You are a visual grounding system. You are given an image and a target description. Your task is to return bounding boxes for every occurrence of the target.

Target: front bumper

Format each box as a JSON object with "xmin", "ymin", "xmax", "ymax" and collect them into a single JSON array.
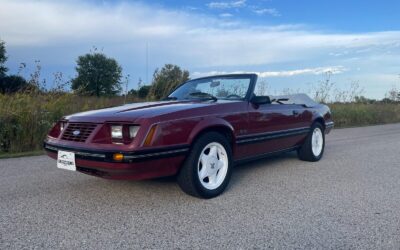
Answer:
[
  {"xmin": 44, "ymin": 142, "xmax": 189, "ymax": 180},
  {"xmin": 325, "ymin": 121, "xmax": 334, "ymax": 133}
]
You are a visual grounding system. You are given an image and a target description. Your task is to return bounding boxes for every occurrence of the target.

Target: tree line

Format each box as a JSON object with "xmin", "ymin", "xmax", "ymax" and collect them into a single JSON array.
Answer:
[
  {"xmin": 1, "ymin": 38, "xmax": 399, "ymax": 103},
  {"xmin": 0, "ymin": 39, "xmax": 189, "ymax": 100}
]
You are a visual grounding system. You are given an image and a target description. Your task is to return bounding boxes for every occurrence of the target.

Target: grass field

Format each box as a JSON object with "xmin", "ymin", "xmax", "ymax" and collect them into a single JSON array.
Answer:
[
  {"xmin": 0, "ymin": 93, "xmax": 399, "ymax": 156},
  {"xmin": 330, "ymin": 102, "xmax": 400, "ymax": 128},
  {"xmin": 0, "ymin": 93, "xmax": 134, "ymax": 154}
]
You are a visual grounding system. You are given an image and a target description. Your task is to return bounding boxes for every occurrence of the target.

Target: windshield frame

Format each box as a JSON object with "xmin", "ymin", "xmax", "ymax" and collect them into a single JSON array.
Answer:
[{"xmin": 167, "ymin": 73, "xmax": 258, "ymax": 101}]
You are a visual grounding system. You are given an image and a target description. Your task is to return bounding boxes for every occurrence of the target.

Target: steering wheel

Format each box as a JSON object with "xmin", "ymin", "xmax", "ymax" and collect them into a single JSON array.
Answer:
[{"xmin": 226, "ymin": 94, "xmax": 241, "ymax": 99}]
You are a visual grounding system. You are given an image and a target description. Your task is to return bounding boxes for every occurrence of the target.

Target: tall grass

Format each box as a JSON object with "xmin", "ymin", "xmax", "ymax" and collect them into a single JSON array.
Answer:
[
  {"xmin": 329, "ymin": 103, "xmax": 400, "ymax": 128},
  {"xmin": 0, "ymin": 93, "xmax": 140, "ymax": 153},
  {"xmin": 1, "ymin": 92, "xmax": 399, "ymax": 154}
]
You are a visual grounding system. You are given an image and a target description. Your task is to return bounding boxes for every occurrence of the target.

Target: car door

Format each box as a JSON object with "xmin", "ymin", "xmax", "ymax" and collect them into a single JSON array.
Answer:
[{"xmin": 237, "ymin": 101, "xmax": 310, "ymax": 159}]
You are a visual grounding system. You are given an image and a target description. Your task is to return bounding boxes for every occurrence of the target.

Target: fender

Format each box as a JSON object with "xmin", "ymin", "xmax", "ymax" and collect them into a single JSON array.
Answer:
[
  {"xmin": 310, "ymin": 105, "xmax": 333, "ymax": 132},
  {"xmin": 187, "ymin": 117, "xmax": 236, "ymax": 145}
]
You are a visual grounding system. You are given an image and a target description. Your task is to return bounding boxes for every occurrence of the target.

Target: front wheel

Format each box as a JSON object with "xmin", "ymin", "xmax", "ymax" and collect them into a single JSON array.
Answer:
[
  {"xmin": 177, "ymin": 132, "xmax": 232, "ymax": 198},
  {"xmin": 297, "ymin": 123, "xmax": 325, "ymax": 162}
]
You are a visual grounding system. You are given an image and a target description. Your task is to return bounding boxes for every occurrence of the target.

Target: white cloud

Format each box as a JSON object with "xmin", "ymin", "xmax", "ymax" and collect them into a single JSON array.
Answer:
[
  {"xmin": 219, "ymin": 13, "xmax": 234, "ymax": 18},
  {"xmin": 1, "ymin": 0, "xmax": 399, "ymax": 68},
  {"xmin": 185, "ymin": 6, "xmax": 199, "ymax": 11},
  {"xmin": 253, "ymin": 8, "xmax": 280, "ymax": 16},
  {"xmin": 0, "ymin": 0, "xmax": 399, "ymax": 98},
  {"xmin": 192, "ymin": 66, "xmax": 347, "ymax": 78},
  {"xmin": 1, "ymin": 0, "xmax": 398, "ymax": 69},
  {"xmin": 207, "ymin": 0, "xmax": 246, "ymax": 9}
]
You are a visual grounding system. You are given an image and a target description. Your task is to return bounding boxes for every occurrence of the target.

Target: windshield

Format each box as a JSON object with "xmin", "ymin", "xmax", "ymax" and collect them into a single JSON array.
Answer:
[{"xmin": 167, "ymin": 76, "xmax": 252, "ymax": 101}]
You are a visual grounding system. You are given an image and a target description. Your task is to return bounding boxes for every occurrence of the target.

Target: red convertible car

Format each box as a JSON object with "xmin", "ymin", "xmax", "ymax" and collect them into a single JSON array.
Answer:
[{"xmin": 44, "ymin": 74, "xmax": 333, "ymax": 198}]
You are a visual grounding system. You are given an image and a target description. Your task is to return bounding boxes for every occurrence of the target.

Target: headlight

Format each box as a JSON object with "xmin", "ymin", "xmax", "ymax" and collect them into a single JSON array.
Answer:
[
  {"xmin": 129, "ymin": 126, "xmax": 140, "ymax": 139},
  {"xmin": 60, "ymin": 121, "xmax": 67, "ymax": 132},
  {"xmin": 111, "ymin": 125, "xmax": 123, "ymax": 139},
  {"xmin": 48, "ymin": 120, "xmax": 68, "ymax": 138},
  {"xmin": 110, "ymin": 124, "xmax": 140, "ymax": 142}
]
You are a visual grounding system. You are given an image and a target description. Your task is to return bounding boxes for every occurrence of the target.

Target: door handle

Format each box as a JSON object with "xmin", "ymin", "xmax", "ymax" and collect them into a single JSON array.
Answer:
[{"xmin": 292, "ymin": 110, "xmax": 299, "ymax": 116}]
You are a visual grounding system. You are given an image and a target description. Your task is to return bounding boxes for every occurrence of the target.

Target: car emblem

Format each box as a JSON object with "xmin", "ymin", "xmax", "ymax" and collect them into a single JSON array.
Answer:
[{"xmin": 73, "ymin": 130, "xmax": 81, "ymax": 136}]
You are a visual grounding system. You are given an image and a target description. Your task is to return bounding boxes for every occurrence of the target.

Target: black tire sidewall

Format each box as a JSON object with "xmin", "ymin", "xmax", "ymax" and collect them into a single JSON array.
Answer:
[
  {"xmin": 310, "ymin": 123, "xmax": 325, "ymax": 161},
  {"xmin": 297, "ymin": 122, "xmax": 325, "ymax": 162}
]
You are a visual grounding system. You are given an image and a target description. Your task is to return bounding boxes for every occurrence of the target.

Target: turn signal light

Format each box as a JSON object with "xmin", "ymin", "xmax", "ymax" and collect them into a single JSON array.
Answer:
[
  {"xmin": 113, "ymin": 153, "xmax": 124, "ymax": 161},
  {"xmin": 143, "ymin": 125, "xmax": 157, "ymax": 146}
]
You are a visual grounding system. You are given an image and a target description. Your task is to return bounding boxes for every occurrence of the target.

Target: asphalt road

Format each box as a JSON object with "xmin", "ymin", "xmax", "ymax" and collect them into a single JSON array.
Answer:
[{"xmin": 1, "ymin": 124, "xmax": 400, "ymax": 249}]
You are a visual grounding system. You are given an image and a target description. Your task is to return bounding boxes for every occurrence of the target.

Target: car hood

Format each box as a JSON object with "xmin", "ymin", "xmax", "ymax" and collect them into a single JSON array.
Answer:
[{"xmin": 65, "ymin": 100, "xmax": 227, "ymax": 123}]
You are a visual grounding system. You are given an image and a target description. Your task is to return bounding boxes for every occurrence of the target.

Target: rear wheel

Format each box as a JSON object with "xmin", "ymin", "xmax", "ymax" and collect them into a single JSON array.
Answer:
[
  {"xmin": 297, "ymin": 122, "xmax": 325, "ymax": 162},
  {"xmin": 177, "ymin": 132, "xmax": 232, "ymax": 198}
]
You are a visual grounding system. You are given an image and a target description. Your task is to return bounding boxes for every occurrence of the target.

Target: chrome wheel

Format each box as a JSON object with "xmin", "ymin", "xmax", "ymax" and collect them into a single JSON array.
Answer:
[
  {"xmin": 311, "ymin": 127, "xmax": 323, "ymax": 156},
  {"xmin": 198, "ymin": 142, "xmax": 229, "ymax": 190}
]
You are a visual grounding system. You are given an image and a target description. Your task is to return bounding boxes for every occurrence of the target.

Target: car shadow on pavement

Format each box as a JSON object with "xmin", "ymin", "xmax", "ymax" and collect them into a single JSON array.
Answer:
[
  {"xmin": 146, "ymin": 175, "xmax": 177, "ymax": 183},
  {"xmin": 45, "ymin": 151, "xmax": 300, "ymax": 201},
  {"xmin": 229, "ymin": 151, "xmax": 299, "ymax": 186},
  {"xmin": 135, "ymin": 151, "xmax": 300, "ymax": 196}
]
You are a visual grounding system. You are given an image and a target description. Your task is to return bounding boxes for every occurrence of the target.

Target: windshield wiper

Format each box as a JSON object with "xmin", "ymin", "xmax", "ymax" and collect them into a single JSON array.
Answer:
[
  {"xmin": 162, "ymin": 96, "xmax": 178, "ymax": 101},
  {"xmin": 188, "ymin": 92, "xmax": 217, "ymax": 101}
]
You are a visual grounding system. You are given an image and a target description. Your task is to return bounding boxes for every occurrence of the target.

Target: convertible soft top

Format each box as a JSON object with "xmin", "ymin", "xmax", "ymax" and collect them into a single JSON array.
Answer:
[{"xmin": 271, "ymin": 93, "xmax": 319, "ymax": 108}]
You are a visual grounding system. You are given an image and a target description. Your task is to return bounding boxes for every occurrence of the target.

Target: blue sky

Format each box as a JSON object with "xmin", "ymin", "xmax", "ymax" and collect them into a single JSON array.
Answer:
[
  {"xmin": 1, "ymin": 0, "xmax": 399, "ymax": 99},
  {"xmin": 152, "ymin": 0, "xmax": 400, "ymax": 32}
]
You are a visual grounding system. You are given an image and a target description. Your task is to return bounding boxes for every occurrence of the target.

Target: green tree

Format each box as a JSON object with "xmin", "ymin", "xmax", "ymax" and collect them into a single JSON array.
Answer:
[
  {"xmin": 128, "ymin": 89, "xmax": 138, "ymax": 97},
  {"xmin": 127, "ymin": 78, "xmax": 144, "ymax": 97},
  {"xmin": 0, "ymin": 75, "xmax": 29, "ymax": 94},
  {"xmin": 385, "ymin": 85, "xmax": 400, "ymax": 102},
  {"xmin": 381, "ymin": 98, "xmax": 395, "ymax": 104},
  {"xmin": 354, "ymin": 96, "xmax": 376, "ymax": 104},
  {"xmin": 138, "ymin": 85, "xmax": 151, "ymax": 99},
  {"xmin": 72, "ymin": 52, "xmax": 122, "ymax": 96},
  {"xmin": 149, "ymin": 64, "xmax": 190, "ymax": 100},
  {"xmin": 0, "ymin": 39, "xmax": 8, "ymax": 78}
]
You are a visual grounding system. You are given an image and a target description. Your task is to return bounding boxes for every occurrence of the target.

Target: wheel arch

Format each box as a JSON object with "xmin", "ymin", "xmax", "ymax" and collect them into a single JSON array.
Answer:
[
  {"xmin": 188, "ymin": 119, "xmax": 236, "ymax": 154},
  {"xmin": 313, "ymin": 116, "xmax": 326, "ymax": 131}
]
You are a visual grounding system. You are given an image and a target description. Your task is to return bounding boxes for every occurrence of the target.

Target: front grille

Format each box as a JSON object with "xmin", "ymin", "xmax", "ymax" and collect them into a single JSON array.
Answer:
[{"xmin": 61, "ymin": 123, "xmax": 97, "ymax": 142}]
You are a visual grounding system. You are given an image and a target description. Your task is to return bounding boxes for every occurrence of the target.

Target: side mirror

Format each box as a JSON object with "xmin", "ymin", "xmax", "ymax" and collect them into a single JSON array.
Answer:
[{"xmin": 250, "ymin": 95, "xmax": 271, "ymax": 105}]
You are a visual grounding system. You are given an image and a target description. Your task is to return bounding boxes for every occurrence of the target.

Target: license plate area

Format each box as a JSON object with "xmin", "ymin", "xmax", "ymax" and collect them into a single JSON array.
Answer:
[{"xmin": 57, "ymin": 150, "xmax": 76, "ymax": 171}]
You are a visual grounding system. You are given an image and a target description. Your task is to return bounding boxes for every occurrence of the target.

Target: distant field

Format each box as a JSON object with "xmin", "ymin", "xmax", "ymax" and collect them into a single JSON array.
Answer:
[
  {"xmin": 1, "ymin": 93, "xmax": 399, "ymax": 155},
  {"xmin": 330, "ymin": 103, "xmax": 400, "ymax": 128}
]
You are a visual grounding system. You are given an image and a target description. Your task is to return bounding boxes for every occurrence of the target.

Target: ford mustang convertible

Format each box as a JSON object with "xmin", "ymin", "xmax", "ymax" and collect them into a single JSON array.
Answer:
[{"xmin": 44, "ymin": 74, "xmax": 333, "ymax": 198}]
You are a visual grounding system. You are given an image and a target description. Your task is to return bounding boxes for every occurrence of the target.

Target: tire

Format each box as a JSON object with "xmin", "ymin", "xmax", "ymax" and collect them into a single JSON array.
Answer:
[
  {"xmin": 297, "ymin": 122, "xmax": 325, "ymax": 162},
  {"xmin": 177, "ymin": 132, "xmax": 233, "ymax": 199}
]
